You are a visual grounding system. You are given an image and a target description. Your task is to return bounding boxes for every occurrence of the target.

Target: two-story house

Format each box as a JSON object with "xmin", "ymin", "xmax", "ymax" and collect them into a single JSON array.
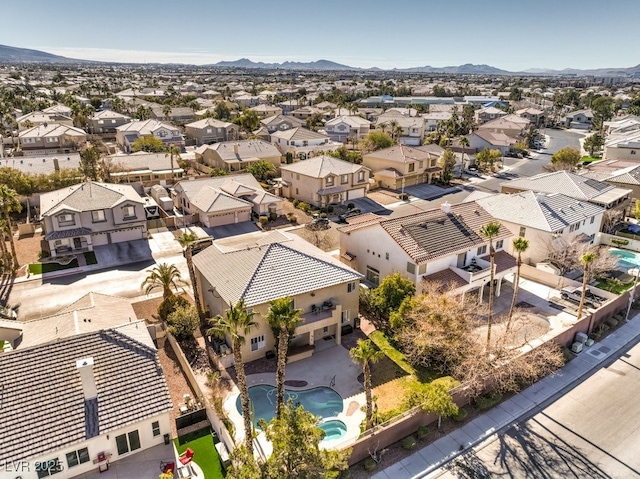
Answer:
[
  {"xmin": 16, "ymin": 111, "xmax": 74, "ymax": 131},
  {"xmin": 474, "ymin": 106, "xmax": 508, "ymax": 125},
  {"xmin": 271, "ymin": 127, "xmax": 342, "ymax": 160},
  {"xmin": 375, "ymin": 115, "xmax": 425, "ymax": 146},
  {"xmin": 260, "ymin": 114, "xmax": 306, "ymax": 133},
  {"xmin": 40, "ymin": 182, "xmax": 147, "ymax": 257},
  {"xmin": 323, "ymin": 116, "xmax": 372, "ymax": 143},
  {"xmin": 184, "ymin": 118, "xmax": 239, "ymax": 145},
  {"xmin": 115, "ymin": 119, "xmax": 184, "ymax": 153},
  {"xmin": 338, "ymin": 201, "xmax": 516, "ymax": 302},
  {"xmin": 516, "ymin": 107, "xmax": 546, "ymax": 126},
  {"xmin": 88, "ymin": 110, "xmax": 132, "ymax": 137},
  {"xmin": 150, "ymin": 106, "xmax": 196, "ymax": 125},
  {"xmin": 192, "ymin": 230, "xmax": 363, "ymax": 363},
  {"xmin": 250, "ymin": 104, "xmax": 283, "ymax": 119},
  {"xmin": 467, "ymin": 190, "xmax": 605, "ymax": 264},
  {"xmin": 19, "ymin": 123, "xmax": 88, "ymax": 153},
  {"xmin": 564, "ymin": 109, "xmax": 594, "ymax": 129},
  {"xmin": 280, "ymin": 155, "xmax": 371, "ymax": 206},
  {"xmin": 0, "ymin": 326, "xmax": 172, "ymax": 479},
  {"xmin": 363, "ymin": 144, "xmax": 443, "ymax": 189}
]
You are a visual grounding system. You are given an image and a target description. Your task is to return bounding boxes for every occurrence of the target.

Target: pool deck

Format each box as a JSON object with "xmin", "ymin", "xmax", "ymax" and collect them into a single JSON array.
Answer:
[{"xmin": 224, "ymin": 341, "xmax": 366, "ymax": 454}]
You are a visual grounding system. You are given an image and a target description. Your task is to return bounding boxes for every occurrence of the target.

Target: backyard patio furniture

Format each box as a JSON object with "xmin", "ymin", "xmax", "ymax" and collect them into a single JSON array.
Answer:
[{"xmin": 179, "ymin": 448, "xmax": 194, "ymax": 465}]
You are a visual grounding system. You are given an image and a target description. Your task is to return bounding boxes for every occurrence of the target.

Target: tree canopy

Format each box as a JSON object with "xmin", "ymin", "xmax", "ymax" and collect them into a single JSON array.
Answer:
[
  {"xmin": 132, "ymin": 135, "xmax": 164, "ymax": 153},
  {"xmin": 550, "ymin": 147, "xmax": 582, "ymax": 171},
  {"xmin": 358, "ymin": 131, "xmax": 395, "ymax": 152}
]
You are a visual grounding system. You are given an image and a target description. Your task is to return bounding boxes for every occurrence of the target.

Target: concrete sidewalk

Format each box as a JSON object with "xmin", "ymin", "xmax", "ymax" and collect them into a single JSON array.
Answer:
[{"xmin": 372, "ymin": 314, "xmax": 640, "ymax": 479}]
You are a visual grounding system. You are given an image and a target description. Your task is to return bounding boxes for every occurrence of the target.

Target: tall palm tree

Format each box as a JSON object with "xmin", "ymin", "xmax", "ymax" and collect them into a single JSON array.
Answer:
[
  {"xmin": 140, "ymin": 262, "xmax": 187, "ymax": 299},
  {"xmin": 0, "ymin": 217, "xmax": 9, "ymax": 271},
  {"xmin": 388, "ymin": 120, "xmax": 399, "ymax": 140},
  {"xmin": 459, "ymin": 136, "xmax": 470, "ymax": 178},
  {"xmin": 350, "ymin": 339, "xmax": 382, "ymax": 430},
  {"xmin": 577, "ymin": 252, "xmax": 597, "ymax": 322},
  {"xmin": 378, "ymin": 122, "xmax": 388, "ymax": 134},
  {"xmin": 165, "ymin": 144, "xmax": 181, "ymax": 179},
  {"xmin": 266, "ymin": 296, "xmax": 303, "ymax": 419},
  {"xmin": 506, "ymin": 237, "xmax": 529, "ymax": 333},
  {"xmin": 480, "ymin": 221, "xmax": 502, "ymax": 352},
  {"xmin": 0, "ymin": 185, "xmax": 21, "ymax": 270},
  {"xmin": 207, "ymin": 300, "xmax": 258, "ymax": 452},
  {"xmin": 177, "ymin": 231, "xmax": 202, "ymax": 318}
]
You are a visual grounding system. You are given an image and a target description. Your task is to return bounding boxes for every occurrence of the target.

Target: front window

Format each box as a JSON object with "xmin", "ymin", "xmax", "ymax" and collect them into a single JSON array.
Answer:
[
  {"xmin": 66, "ymin": 448, "xmax": 90, "ymax": 468},
  {"xmin": 407, "ymin": 262, "xmax": 416, "ymax": 274},
  {"xmin": 519, "ymin": 226, "xmax": 526, "ymax": 237},
  {"xmin": 122, "ymin": 205, "xmax": 136, "ymax": 219},
  {"xmin": 357, "ymin": 171, "xmax": 365, "ymax": 182},
  {"xmin": 152, "ymin": 421, "xmax": 161, "ymax": 437},
  {"xmin": 496, "ymin": 240, "xmax": 504, "ymax": 250},
  {"xmin": 57, "ymin": 213, "xmax": 75, "ymax": 226},
  {"xmin": 341, "ymin": 310, "xmax": 350, "ymax": 323},
  {"xmin": 408, "ymin": 163, "xmax": 415, "ymax": 173},
  {"xmin": 341, "ymin": 174, "xmax": 349, "ymax": 184},
  {"xmin": 326, "ymin": 176, "xmax": 334, "ymax": 186},
  {"xmin": 91, "ymin": 209, "xmax": 106, "ymax": 222},
  {"xmin": 477, "ymin": 245, "xmax": 487, "ymax": 255},
  {"xmin": 366, "ymin": 266, "xmax": 380, "ymax": 286},
  {"xmin": 347, "ymin": 282, "xmax": 357, "ymax": 293}
]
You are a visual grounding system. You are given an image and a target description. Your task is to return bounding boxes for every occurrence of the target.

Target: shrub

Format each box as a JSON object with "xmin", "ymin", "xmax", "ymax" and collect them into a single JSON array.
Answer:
[
  {"xmin": 452, "ymin": 408, "xmax": 468, "ymax": 422},
  {"xmin": 327, "ymin": 205, "xmax": 334, "ymax": 213},
  {"xmin": 402, "ymin": 436, "xmax": 417, "ymax": 450},
  {"xmin": 320, "ymin": 212, "xmax": 327, "ymax": 218},
  {"xmin": 561, "ymin": 346, "xmax": 575, "ymax": 363},
  {"xmin": 158, "ymin": 295, "xmax": 190, "ymax": 321},
  {"xmin": 298, "ymin": 202, "xmax": 311, "ymax": 212},
  {"xmin": 269, "ymin": 212, "xmax": 277, "ymax": 221},
  {"xmin": 606, "ymin": 318, "xmax": 619, "ymax": 328},
  {"xmin": 417, "ymin": 425, "xmax": 429, "ymax": 439},
  {"xmin": 259, "ymin": 215, "xmax": 268, "ymax": 226},
  {"xmin": 320, "ymin": 207, "xmax": 327, "ymax": 214},
  {"xmin": 474, "ymin": 391, "xmax": 503, "ymax": 410},
  {"xmin": 292, "ymin": 198, "xmax": 300, "ymax": 207},
  {"xmin": 364, "ymin": 458, "xmax": 377, "ymax": 472},
  {"xmin": 167, "ymin": 304, "xmax": 200, "ymax": 340}
]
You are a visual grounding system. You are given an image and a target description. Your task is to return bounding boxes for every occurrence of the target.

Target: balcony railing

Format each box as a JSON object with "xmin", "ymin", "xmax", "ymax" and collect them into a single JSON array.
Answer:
[{"xmin": 451, "ymin": 257, "xmax": 493, "ymax": 283}]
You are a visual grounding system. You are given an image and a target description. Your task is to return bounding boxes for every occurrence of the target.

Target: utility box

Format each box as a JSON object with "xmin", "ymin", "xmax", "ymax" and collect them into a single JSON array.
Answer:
[
  {"xmin": 571, "ymin": 342, "xmax": 584, "ymax": 353},
  {"xmin": 575, "ymin": 332, "xmax": 588, "ymax": 345}
]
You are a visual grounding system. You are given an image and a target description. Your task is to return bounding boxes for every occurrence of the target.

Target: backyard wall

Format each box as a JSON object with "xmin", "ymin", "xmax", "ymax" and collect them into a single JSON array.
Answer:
[
  {"xmin": 165, "ymin": 331, "xmax": 236, "ymax": 453},
  {"xmin": 598, "ymin": 232, "xmax": 640, "ymax": 253},
  {"xmin": 519, "ymin": 264, "xmax": 617, "ymax": 300}
]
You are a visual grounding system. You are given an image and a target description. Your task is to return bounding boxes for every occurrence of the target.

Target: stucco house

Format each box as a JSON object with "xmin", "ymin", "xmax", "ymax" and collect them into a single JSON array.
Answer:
[
  {"xmin": 88, "ymin": 110, "xmax": 132, "ymax": 137},
  {"xmin": 192, "ymin": 230, "xmax": 363, "ymax": 363},
  {"xmin": 271, "ymin": 127, "xmax": 342, "ymax": 160},
  {"xmin": 184, "ymin": 118, "xmax": 239, "ymax": 145},
  {"xmin": 323, "ymin": 115, "xmax": 372, "ymax": 143},
  {"xmin": 338, "ymin": 201, "xmax": 516, "ymax": 301},
  {"xmin": 250, "ymin": 104, "xmax": 283, "ymax": 119},
  {"xmin": 16, "ymin": 111, "xmax": 74, "ymax": 131},
  {"xmin": 467, "ymin": 190, "xmax": 605, "ymax": 264},
  {"xmin": 115, "ymin": 119, "xmax": 184, "ymax": 153},
  {"xmin": 279, "ymin": 155, "xmax": 371, "ymax": 206},
  {"xmin": 40, "ymin": 182, "xmax": 147, "ymax": 257},
  {"xmin": 172, "ymin": 173, "xmax": 283, "ymax": 226},
  {"xmin": 194, "ymin": 139, "xmax": 282, "ymax": 172},
  {"xmin": 0, "ymin": 325, "xmax": 172, "ymax": 479},
  {"xmin": 19, "ymin": 123, "xmax": 88, "ymax": 153},
  {"xmin": 363, "ymin": 144, "xmax": 443, "ymax": 189},
  {"xmin": 564, "ymin": 109, "xmax": 594, "ymax": 129},
  {"xmin": 474, "ymin": 106, "xmax": 508, "ymax": 125}
]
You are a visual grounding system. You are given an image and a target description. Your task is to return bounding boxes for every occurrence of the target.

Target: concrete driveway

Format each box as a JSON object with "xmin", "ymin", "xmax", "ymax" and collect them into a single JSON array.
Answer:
[
  {"xmin": 93, "ymin": 240, "xmax": 153, "ymax": 269},
  {"xmin": 347, "ymin": 197, "xmax": 392, "ymax": 215}
]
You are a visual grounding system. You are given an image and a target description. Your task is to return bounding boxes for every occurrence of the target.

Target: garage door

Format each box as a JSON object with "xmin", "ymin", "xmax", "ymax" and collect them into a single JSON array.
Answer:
[
  {"xmin": 110, "ymin": 227, "xmax": 144, "ymax": 243},
  {"xmin": 92, "ymin": 232, "xmax": 109, "ymax": 246},
  {"xmin": 347, "ymin": 188, "xmax": 365, "ymax": 200},
  {"xmin": 207, "ymin": 212, "xmax": 235, "ymax": 227},
  {"xmin": 237, "ymin": 210, "xmax": 251, "ymax": 223}
]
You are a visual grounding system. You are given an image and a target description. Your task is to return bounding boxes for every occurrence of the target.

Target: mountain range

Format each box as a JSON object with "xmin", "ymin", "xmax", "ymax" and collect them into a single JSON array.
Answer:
[{"xmin": 1, "ymin": 44, "xmax": 639, "ymax": 77}]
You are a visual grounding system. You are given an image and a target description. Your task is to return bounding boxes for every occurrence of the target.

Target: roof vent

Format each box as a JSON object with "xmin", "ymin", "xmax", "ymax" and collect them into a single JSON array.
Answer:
[
  {"xmin": 441, "ymin": 202, "xmax": 451, "ymax": 214},
  {"xmin": 76, "ymin": 357, "xmax": 97, "ymax": 400}
]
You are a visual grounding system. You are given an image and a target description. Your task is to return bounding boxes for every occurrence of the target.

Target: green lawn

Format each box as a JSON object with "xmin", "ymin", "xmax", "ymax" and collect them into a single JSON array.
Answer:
[
  {"xmin": 581, "ymin": 156, "xmax": 600, "ymax": 163},
  {"xmin": 28, "ymin": 259, "xmax": 79, "ymax": 275},
  {"xmin": 174, "ymin": 428, "xmax": 225, "ymax": 479},
  {"xmin": 84, "ymin": 251, "xmax": 98, "ymax": 265},
  {"xmin": 596, "ymin": 278, "xmax": 634, "ymax": 294}
]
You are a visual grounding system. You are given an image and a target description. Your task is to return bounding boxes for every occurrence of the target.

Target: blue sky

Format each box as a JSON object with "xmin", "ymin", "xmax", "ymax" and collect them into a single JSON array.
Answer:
[{"xmin": 1, "ymin": 0, "xmax": 639, "ymax": 71}]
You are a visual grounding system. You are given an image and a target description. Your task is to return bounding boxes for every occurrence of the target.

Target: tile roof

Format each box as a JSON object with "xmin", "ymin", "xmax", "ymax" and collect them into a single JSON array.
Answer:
[
  {"xmin": 348, "ymin": 202, "xmax": 511, "ymax": 263},
  {"xmin": 39, "ymin": 182, "xmax": 144, "ymax": 216},
  {"xmin": 471, "ymin": 191, "xmax": 605, "ymax": 232},
  {"xmin": 280, "ymin": 155, "xmax": 367, "ymax": 177},
  {"xmin": 0, "ymin": 329, "xmax": 172, "ymax": 463},
  {"xmin": 115, "ymin": 119, "xmax": 178, "ymax": 135},
  {"xmin": 186, "ymin": 117, "xmax": 234, "ymax": 129},
  {"xmin": 207, "ymin": 139, "xmax": 281, "ymax": 161},
  {"xmin": 364, "ymin": 144, "xmax": 435, "ymax": 163},
  {"xmin": 422, "ymin": 268, "xmax": 467, "ymax": 290},
  {"xmin": 478, "ymin": 250, "xmax": 517, "ymax": 274},
  {"xmin": 91, "ymin": 109, "xmax": 131, "ymax": 121},
  {"xmin": 190, "ymin": 187, "xmax": 253, "ymax": 213},
  {"xmin": 19, "ymin": 123, "xmax": 86, "ymax": 138},
  {"xmin": 270, "ymin": 127, "xmax": 330, "ymax": 142},
  {"xmin": 501, "ymin": 171, "xmax": 631, "ymax": 205},
  {"xmin": 193, "ymin": 232, "xmax": 362, "ymax": 307}
]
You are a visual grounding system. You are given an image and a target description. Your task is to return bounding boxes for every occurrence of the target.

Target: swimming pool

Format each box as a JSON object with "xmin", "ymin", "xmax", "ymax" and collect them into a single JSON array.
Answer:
[
  {"xmin": 610, "ymin": 248, "xmax": 640, "ymax": 270},
  {"xmin": 236, "ymin": 385, "xmax": 344, "ymax": 426},
  {"xmin": 319, "ymin": 419, "xmax": 347, "ymax": 442}
]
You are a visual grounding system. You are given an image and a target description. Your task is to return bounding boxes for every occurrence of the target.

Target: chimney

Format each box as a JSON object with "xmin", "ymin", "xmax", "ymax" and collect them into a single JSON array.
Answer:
[
  {"xmin": 53, "ymin": 157, "xmax": 60, "ymax": 172},
  {"xmin": 441, "ymin": 202, "xmax": 451, "ymax": 214},
  {"xmin": 76, "ymin": 357, "xmax": 97, "ymax": 399},
  {"xmin": 233, "ymin": 143, "xmax": 239, "ymax": 154}
]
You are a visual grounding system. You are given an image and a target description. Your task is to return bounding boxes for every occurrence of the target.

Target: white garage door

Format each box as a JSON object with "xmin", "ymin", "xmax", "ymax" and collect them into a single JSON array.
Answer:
[
  {"xmin": 237, "ymin": 210, "xmax": 251, "ymax": 223},
  {"xmin": 92, "ymin": 232, "xmax": 109, "ymax": 246},
  {"xmin": 207, "ymin": 212, "xmax": 235, "ymax": 227},
  {"xmin": 347, "ymin": 188, "xmax": 366, "ymax": 200},
  {"xmin": 110, "ymin": 227, "xmax": 144, "ymax": 243}
]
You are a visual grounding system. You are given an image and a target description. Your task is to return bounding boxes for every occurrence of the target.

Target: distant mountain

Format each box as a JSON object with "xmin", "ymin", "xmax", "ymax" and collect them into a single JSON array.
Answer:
[
  {"xmin": 396, "ymin": 63, "xmax": 511, "ymax": 75},
  {"xmin": 0, "ymin": 44, "xmax": 87, "ymax": 63},
  {"xmin": 210, "ymin": 58, "xmax": 356, "ymax": 70},
  {"xmin": 523, "ymin": 64, "xmax": 640, "ymax": 76}
]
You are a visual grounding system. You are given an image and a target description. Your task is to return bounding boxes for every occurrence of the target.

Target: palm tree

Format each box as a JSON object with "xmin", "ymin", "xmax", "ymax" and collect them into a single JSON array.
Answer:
[
  {"xmin": 350, "ymin": 339, "xmax": 382, "ymax": 430},
  {"xmin": 177, "ymin": 231, "xmax": 202, "ymax": 318},
  {"xmin": 378, "ymin": 122, "xmax": 388, "ymax": 134},
  {"xmin": 577, "ymin": 252, "xmax": 597, "ymax": 322},
  {"xmin": 266, "ymin": 297, "xmax": 303, "ymax": 419},
  {"xmin": 0, "ymin": 185, "xmax": 21, "ymax": 270},
  {"xmin": 140, "ymin": 263, "xmax": 187, "ymax": 299},
  {"xmin": 388, "ymin": 120, "xmax": 399, "ymax": 140},
  {"xmin": 480, "ymin": 221, "xmax": 502, "ymax": 352},
  {"xmin": 393, "ymin": 125, "xmax": 404, "ymax": 143},
  {"xmin": 0, "ymin": 217, "xmax": 9, "ymax": 271},
  {"xmin": 207, "ymin": 300, "xmax": 258, "ymax": 452},
  {"xmin": 162, "ymin": 104, "xmax": 172, "ymax": 120},
  {"xmin": 165, "ymin": 144, "xmax": 181, "ymax": 179},
  {"xmin": 506, "ymin": 237, "xmax": 529, "ymax": 333},
  {"xmin": 459, "ymin": 136, "xmax": 470, "ymax": 178}
]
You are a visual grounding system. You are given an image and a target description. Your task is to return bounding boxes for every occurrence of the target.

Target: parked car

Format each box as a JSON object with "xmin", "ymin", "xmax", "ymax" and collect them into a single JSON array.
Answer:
[
  {"xmin": 307, "ymin": 217, "xmax": 330, "ymax": 230},
  {"xmin": 561, "ymin": 286, "xmax": 604, "ymax": 308},
  {"xmin": 0, "ymin": 306, "xmax": 17, "ymax": 320},
  {"xmin": 339, "ymin": 208, "xmax": 362, "ymax": 222}
]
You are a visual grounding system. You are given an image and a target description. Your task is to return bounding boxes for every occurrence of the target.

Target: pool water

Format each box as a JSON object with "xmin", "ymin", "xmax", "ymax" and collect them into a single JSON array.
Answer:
[
  {"xmin": 610, "ymin": 249, "xmax": 640, "ymax": 269},
  {"xmin": 236, "ymin": 385, "xmax": 344, "ymax": 426},
  {"xmin": 319, "ymin": 419, "xmax": 347, "ymax": 442}
]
